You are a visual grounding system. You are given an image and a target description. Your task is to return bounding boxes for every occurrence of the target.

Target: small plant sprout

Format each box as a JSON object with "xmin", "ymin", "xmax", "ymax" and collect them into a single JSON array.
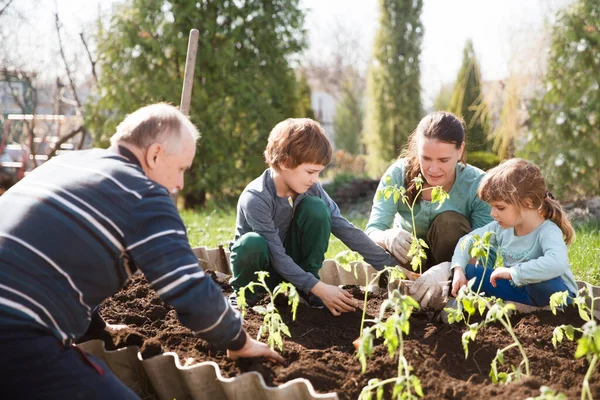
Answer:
[
  {"xmin": 445, "ymin": 278, "xmax": 530, "ymax": 384},
  {"xmin": 334, "ymin": 250, "xmax": 406, "ymax": 349},
  {"xmin": 549, "ymin": 288, "xmax": 600, "ymax": 400},
  {"xmin": 357, "ymin": 289, "xmax": 423, "ymax": 400},
  {"xmin": 335, "ymin": 249, "xmax": 364, "ymax": 280},
  {"xmin": 237, "ymin": 271, "xmax": 300, "ymax": 351},
  {"xmin": 460, "ymin": 231, "xmax": 503, "ymax": 295},
  {"xmin": 525, "ymin": 386, "xmax": 567, "ymax": 400},
  {"xmin": 376, "ymin": 174, "xmax": 449, "ymax": 274}
]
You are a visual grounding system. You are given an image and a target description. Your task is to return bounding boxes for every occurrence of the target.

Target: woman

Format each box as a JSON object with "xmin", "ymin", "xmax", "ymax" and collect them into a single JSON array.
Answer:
[{"xmin": 366, "ymin": 111, "xmax": 494, "ymax": 305}]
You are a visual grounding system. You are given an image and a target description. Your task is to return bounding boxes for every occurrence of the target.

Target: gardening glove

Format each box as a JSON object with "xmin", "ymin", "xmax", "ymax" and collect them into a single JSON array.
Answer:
[
  {"xmin": 382, "ymin": 228, "xmax": 413, "ymax": 264},
  {"xmin": 409, "ymin": 261, "xmax": 452, "ymax": 309}
]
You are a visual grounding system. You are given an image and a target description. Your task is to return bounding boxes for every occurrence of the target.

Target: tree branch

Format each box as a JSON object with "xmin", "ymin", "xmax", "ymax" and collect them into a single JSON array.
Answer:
[
  {"xmin": 79, "ymin": 31, "xmax": 97, "ymax": 84},
  {"xmin": 46, "ymin": 126, "xmax": 83, "ymax": 159},
  {"xmin": 0, "ymin": 0, "xmax": 15, "ymax": 18},
  {"xmin": 55, "ymin": 12, "xmax": 82, "ymax": 112}
]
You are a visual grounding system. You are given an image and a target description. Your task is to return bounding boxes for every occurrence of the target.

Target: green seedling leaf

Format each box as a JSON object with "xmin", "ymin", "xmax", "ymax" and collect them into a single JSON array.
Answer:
[
  {"xmin": 412, "ymin": 375, "xmax": 424, "ymax": 397},
  {"xmin": 525, "ymin": 385, "xmax": 567, "ymax": 400},
  {"xmin": 392, "ymin": 381, "xmax": 402, "ymax": 398},
  {"xmin": 578, "ymin": 306, "xmax": 591, "ymax": 322},
  {"xmin": 462, "ymin": 298, "xmax": 476, "ymax": 317},
  {"xmin": 550, "ymin": 291, "xmax": 570, "ymax": 315},
  {"xmin": 552, "ymin": 326, "xmax": 564, "ymax": 348},
  {"xmin": 494, "ymin": 251, "xmax": 504, "ymax": 268},
  {"xmin": 383, "ymin": 187, "xmax": 393, "ymax": 200},
  {"xmin": 405, "ymin": 295, "xmax": 420, "ymax": 309},
  {"xmin": 414, "ymin": 175, "xmax": 423, "ymax": 190},
  {"xmin": 335, "ymin": 250, "xmax": 363, "ymax": 273},
  {"xmin": 376, "ymin": 384, "xmax": 384, "ymax": 400},
  {"xmin": 477, "ymin": 299, "xmax": 486, "ymax": 316},
  {"xmin": 431, "ymin": 186, "xmax": 449, "ymax": 209},
  {"xmin": 281, "ymin": 323, "xmax": 291, "ymax": 338},
  {"xmin": 564, "ymin": 325, "xmax": 576, "ymax": 341},
  {"xmin": 462, "ymin": 324, "xmax": 479, "ymax": 358},
  {"xmin": 496, "ymin": 349, "xmax": 505, "ymax": 365},
  {"xmin": 257, "ymin": 325, "xmax": 265, "ymax": 341},
  {"xmin": 574, "ymin": 337, "xmax": 589, "ymax": 359},
  {"xmin": 384, "ymin": 175, "xmax": 393, "ymax": 185}
]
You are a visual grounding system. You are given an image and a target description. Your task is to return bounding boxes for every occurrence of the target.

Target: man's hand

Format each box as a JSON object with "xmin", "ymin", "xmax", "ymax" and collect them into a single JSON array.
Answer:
[
  {"xmin": 409, "ymin": 261, "xmax": 451, "ymax": 309},
  {"xmin": 451, "ymin": 267, "xmax": 468, "ymax": 297},
  {"xmin": 382, "ymin": 228, "xmax": 413, "ymax": 264},
  {"xmin": 310, "ymin": 281, "xmax": 357, "ymax": 316},
  {"xmin": 490, "ymin": 267, "xmax": 512, "ymax": 287},
  {"xmin": 227, "ymin": 336, "xmax": 285, "ymax": 364}
]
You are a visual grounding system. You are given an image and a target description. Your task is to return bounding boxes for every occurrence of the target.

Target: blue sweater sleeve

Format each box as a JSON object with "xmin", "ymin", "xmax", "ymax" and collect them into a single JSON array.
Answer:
[
  {"xmin": 125, "ymin": 190, "xmax": 246, "ymax": 351},
  {"xmin": 509, "ymin": 224, "xmax": 570, "ymax": 286}
]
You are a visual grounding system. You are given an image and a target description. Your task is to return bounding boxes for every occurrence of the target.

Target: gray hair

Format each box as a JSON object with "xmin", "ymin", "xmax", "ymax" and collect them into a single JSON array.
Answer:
[{"xmin": 110, "ymin": 103, "xmax": 200, "ymax": 154}]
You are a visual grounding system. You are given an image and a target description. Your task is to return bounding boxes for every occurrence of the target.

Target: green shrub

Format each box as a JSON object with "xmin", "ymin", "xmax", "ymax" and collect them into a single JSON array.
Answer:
[{"xmin": 467, "ymin": 151, "xmax": 500, "ymax": 171}]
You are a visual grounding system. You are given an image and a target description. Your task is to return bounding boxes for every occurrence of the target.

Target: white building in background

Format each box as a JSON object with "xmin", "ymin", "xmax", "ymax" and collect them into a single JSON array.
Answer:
[{"xmin": 311, "ymin": 90, "xmax": 337, "ymax": 151}]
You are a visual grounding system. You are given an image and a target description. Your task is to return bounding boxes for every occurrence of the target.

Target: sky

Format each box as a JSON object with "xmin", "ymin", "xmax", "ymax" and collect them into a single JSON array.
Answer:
[{"xmin": 4, "ymin": 0, "xmax": 572, "ymax": 107}]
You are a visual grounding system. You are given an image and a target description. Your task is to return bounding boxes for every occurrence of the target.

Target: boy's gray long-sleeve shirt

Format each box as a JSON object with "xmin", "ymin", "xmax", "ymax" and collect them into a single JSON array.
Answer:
[{"xmin": 233, "ymin": 169, "xmax": 398, "ymax": 293}]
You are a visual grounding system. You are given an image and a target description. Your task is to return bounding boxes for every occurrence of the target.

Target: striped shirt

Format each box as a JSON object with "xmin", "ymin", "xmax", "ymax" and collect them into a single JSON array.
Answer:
[{"xmin": 0, "ymin": 147, "xmax": 246, "ymax": 350}]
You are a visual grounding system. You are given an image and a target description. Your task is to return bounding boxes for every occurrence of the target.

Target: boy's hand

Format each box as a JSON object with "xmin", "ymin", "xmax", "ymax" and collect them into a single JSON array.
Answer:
[
  {"xmin": 490, "ymin": 267, "xmax": 511, "ymax": 287},
  {"xmin": 451, "ymin": 267, "xmax": 468, "ymax": 297},
  {"xmin": 310, "ymin": 282, "xmax": 357, "ymax": 316}
]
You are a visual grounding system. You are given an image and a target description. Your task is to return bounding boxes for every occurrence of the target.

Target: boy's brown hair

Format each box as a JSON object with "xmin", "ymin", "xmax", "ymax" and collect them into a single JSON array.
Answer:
[{"xmin": 264, "ymin": 118, "xmax": 332, "ymax": 170}]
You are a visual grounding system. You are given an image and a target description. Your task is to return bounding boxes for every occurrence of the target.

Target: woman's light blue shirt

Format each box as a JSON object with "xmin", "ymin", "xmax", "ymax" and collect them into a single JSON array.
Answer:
[{"xmin": 366, "ymin": 159, "xmax": 493, "ymax": 238}]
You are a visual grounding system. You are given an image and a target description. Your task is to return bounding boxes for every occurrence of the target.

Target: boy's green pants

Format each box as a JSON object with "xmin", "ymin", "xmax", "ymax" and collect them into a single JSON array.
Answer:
[{"xmin": 229, "ymin": 196, "xmax": 331, "ymax": 291}]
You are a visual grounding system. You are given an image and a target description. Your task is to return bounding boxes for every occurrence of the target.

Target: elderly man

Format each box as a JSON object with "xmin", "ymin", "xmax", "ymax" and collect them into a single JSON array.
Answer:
[{"xmin": 0, "ymin": 103, "xmax": 283, "ymax": 399}]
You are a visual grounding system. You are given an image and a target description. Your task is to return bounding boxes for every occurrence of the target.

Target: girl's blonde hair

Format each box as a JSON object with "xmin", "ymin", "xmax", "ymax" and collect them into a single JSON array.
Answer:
[{"xmin": 478, "ymin": 158, "xmax": 575, "ymax": 244}]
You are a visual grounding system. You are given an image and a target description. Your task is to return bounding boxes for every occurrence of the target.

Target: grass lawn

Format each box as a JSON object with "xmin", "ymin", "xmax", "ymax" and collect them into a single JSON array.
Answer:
[{"xmin": 181, "ymin": 204, "xmax": 600, "ymax": 286}]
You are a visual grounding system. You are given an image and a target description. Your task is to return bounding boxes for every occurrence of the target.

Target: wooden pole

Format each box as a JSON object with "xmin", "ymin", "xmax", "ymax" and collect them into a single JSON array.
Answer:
[
  {"xmin": 180, "ymin": 29, "xmax": 199, "ymax": 116},
  {"xmin": 172, "ymin": 29, "xmax": 199, "ymax": 205}
]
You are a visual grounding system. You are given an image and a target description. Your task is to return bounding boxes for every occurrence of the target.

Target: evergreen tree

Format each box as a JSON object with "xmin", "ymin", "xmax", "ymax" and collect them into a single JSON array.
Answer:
[
  {"xmin": 296, "ymin": 71, "xmax": 315, "ymax": 119},
  {"xmin": 334, "ymin": 72, "xmax": 363, "ymax": 155},
  {"xmin": 365, "ymin": 0, "xmax": 423, "ymax": 176},
  {"xmin": 432, "ymin": 82, "xmax": 454, "ymax": 112},
  {"xmin": 447, "ymin": 39, "xmax": 489, "ymax": 152},
  {"xmin": 526, "ymin": 0, "xmax": 600, "ymax": 199},
  {"xmin": 86, "ymin": 0, "xmax": 307, "ymax": 206}
]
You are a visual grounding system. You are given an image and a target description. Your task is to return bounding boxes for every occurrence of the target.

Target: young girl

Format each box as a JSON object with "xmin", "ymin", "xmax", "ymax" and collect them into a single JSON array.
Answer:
[{"xmin": 451, "ymin": 158, "xmax": 577, "ymax": 306}]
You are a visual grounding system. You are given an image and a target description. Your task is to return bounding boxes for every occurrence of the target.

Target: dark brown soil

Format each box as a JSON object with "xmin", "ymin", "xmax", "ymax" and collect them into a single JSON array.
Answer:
[{"xmin": 90, "ymin": 273, "xmax": 600, "ymax": 400}]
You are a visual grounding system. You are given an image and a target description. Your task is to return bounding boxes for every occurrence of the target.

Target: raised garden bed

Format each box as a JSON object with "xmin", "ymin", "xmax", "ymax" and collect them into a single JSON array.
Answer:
[{"xmin": 84, "ymin": 272, "xmax": 600, "ymax": 399}]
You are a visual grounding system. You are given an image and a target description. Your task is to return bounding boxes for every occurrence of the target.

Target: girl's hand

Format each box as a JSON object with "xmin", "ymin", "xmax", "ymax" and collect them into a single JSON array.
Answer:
[
  {"xmin": 490, "ymin": 267, "xmax": 512, "ymax": 287},
  {"xmin": 451, "ymin": 267, "xmax": 467, "ymax": 297}
]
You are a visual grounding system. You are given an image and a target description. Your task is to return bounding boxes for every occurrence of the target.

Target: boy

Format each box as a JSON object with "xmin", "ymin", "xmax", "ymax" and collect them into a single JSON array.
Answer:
[{"xmin": 229, "ymin": 118, "xmax": 399, "ymax": 316}]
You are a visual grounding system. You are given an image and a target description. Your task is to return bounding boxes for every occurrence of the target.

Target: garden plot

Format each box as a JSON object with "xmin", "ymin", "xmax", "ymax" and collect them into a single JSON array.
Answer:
[{"xmin": 81, "ymin": 263, "xmax": 600, "ymax": 400}]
